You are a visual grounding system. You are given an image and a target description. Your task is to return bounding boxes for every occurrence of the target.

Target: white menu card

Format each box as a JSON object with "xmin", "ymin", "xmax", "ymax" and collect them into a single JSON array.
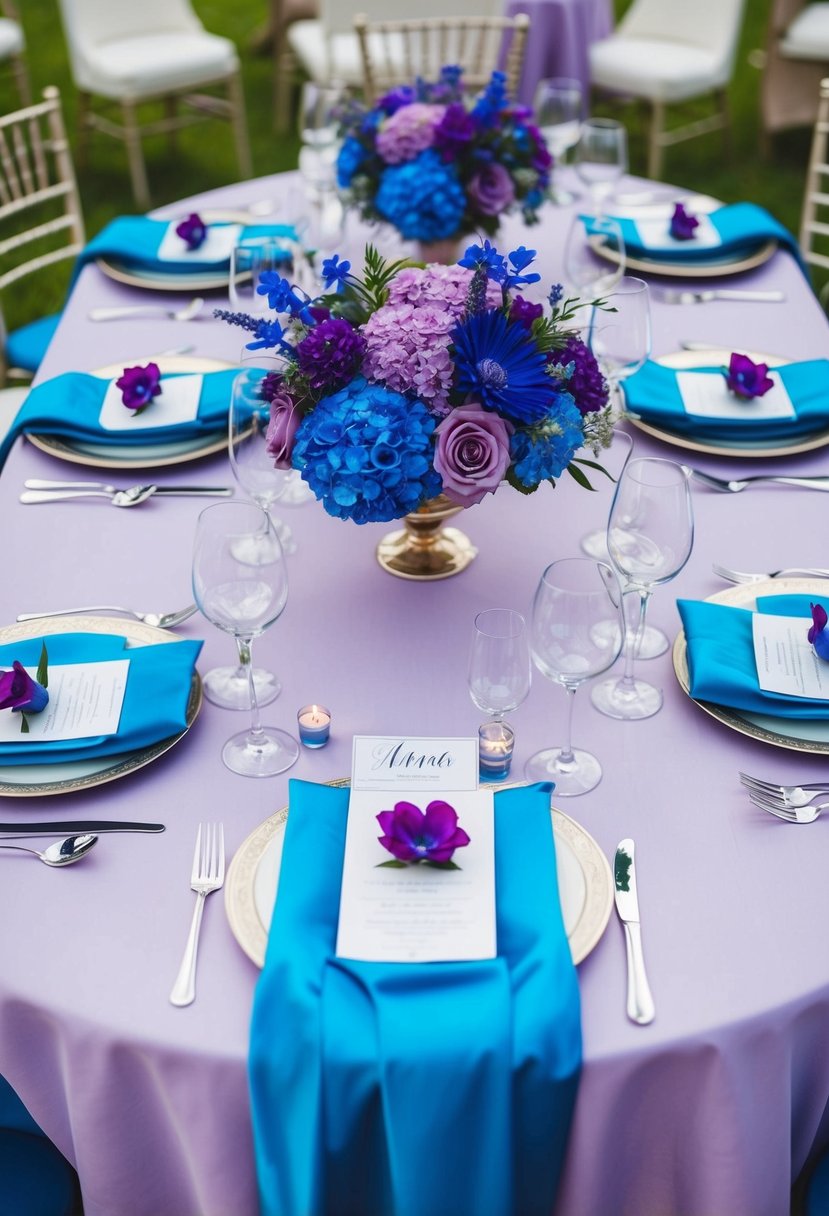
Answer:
[
  {"xmin": 0, "ymin": 659, "xmax": 129, "ymax": 743},
  {"xmin": 676, "ymin": 370, "xmax": 795, "ymax": 423},
  {"xmin": 335, "ymin": 736, "xmax": 496, "ymax": 964},
  {"xmin": 752, "ymin": 613, "xmax": 829, "ymax": 700}
]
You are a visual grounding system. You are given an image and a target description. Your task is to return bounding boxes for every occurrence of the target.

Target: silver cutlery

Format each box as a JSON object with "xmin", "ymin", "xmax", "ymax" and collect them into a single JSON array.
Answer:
[
  {"xmin": 24, "ymin": 480, "xmax": 233, "ymax": 497},
  {"xmin": 21, "ymin": 485, "xmax": 158, "ymax": 507},
  {"xmin": 684, "ymin": 467, "xmax": 829, "ymax": 494},
  {"xmin": 170, "ymin": 822, "xmax": 225, "ymax": 1008},
  {"xmin": 16, "ymin": 604, "xmax": 197, "ymax": 629},
  {"xmin": 739, "ymin": 771, "xmax": 829, "ymax": 807},
  {"xmin": 713, "ymin": 562, "xmax": 829, "ymax": 584},
  {"xmin": 746, "ymin": 790, "xmax": 825, "ymax": 824},
  {"xmin": 88, "ymin": 297, "xmax": 205, "ymax": 322},
  {"xmin": 0, "ymin": 820, "xmax": 164, "ymax": 836},
  {"xmin": 660, "ymin": 289, "xmax": 785, "ymax": 305},
  {"xmin": 614, "ymin": 839, "xmax": 655, "ymax": 1026},
  {"xmin": 21, "ymin": 483, "xmax": 233, "ymax": 507},
  {"xmin": 0, "ymin": 833, "xmax": 98, "ymax": 866}
]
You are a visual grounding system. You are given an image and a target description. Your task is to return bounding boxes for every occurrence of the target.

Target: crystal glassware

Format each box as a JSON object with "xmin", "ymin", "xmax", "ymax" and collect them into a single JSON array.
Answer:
[
  {"xmin": 591, "ymin": 459, "xmax": 694, "ymax": 720},
  {"xmin": 192, "ymin": 502, "xmax": 299, "ymax": 777},
  {"xmin": 574, "ymin": 117, "xmax": 627, "ymax": 213},
  {"xmin": 590, "ymin": 276, "xmax": 652, "ymax": 409},
  {"xmin": 297, "ymin": 80, "xmax": 346, "ymax": 249},
  {"xmin": 525, "ymin": 558, "xmax": 624, "ymax": 796},
  {"xmin": 563, "ymin": 214, "xmax": 626, "ymax": 299},
  {"xmin": 468, "ymin": 608, "xmax": 532, "ymax": 723},
  {"xmin": 533, "ymin": 76, "xmax": 583, "ymax": 205}
]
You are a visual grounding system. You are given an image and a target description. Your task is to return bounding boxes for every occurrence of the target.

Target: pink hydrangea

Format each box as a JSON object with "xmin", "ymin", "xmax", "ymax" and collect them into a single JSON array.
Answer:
[
  {"xmin": 362, "ymin": 301, "xmax": 457, "ymax": 414},
  {"xmin": 387, "ymin": 264, "xmax": 502, "ymax": 317},
  {"xmin": 375, "ymin": 103, "xmax": 446, "ymax": 164}
]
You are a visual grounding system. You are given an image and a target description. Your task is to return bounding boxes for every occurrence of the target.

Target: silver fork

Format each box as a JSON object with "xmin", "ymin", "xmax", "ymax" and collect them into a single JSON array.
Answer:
[
  {"xmin": 16, "ymin": 604, "xmax": 198, "ymax": 629},
  {"xmin": 746, "ymin": 790, "xmax": 825, "ymax": 824},
  {"xmin": 661, "ymin": 288, "xmax": 785, "ymax": 304},
  {"xmin": 712, "ymin": 563, "xmax": 829, "ymax": 584},
  {"xmin": 170, "ymin": 823, "xmax": 225, "ymax": 1007},
  {"xmin": 739, "ymin": 771, "xmax": 829, "ymax": 807},
  {"xmin": 684, "ymin": 467, "xmax": 829, "ymax": 493}
]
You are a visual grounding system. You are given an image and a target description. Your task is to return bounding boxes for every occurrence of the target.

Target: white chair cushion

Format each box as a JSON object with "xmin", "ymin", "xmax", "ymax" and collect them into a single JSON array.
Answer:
[
  {"xmin": 590, "ymin": 37, "xmax": 728, "ymax": 102},
  {"xmin": 0, "ymin": 18, "xmax": 24, "ymax": 58},
  {"xmin": 287, "ymin": 19, "xmax": 362, "ymax": 84},
  {"xmin": 780, "ymin": 3, "xmax": 829, "ymax": 61},
  {"xmin": 76, "ymin": 31, "xmax": 238, "ymax": 99}
]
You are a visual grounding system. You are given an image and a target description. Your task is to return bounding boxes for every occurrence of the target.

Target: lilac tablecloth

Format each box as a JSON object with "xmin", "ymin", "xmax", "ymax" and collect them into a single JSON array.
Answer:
[
  {"xmin": 2, "ymin": 172, "xmax": 829, "ymax": 1216},
  {"xmin": 506, "ymin": 0, "xmax": 613, "ymax": 105}
]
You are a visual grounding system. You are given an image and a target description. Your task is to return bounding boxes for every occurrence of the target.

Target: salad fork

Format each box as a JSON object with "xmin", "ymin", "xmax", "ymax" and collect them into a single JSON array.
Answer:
[
  {"xmin": 712, "ymin": 563, "xmax": 829, "ymax": 584},
  {"xmin": 739, "ymin": 771, "xmax": 829, "ymax": 807},
  {"xmin": 684, "ymin": 467, "xmax": 829, "ymax": 493},
  {"xmin": 660, "ymin": 288, "xmax": 784, "ymax": 305},
  {"xmin": 746, "ymin": 790, "xmax": 825, "ymax": 824},
  {"xmin": 170, "ymin": 823, "xmax": 225, "ymax": 1007},
  {"xmin": 16, "ymin": 604, "xmax": 198, "ymax": 629}
]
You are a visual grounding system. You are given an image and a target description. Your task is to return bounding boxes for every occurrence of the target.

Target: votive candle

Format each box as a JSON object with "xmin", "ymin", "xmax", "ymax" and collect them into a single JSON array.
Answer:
[
  {"xmin": 478, "ymin": 721, "xmax": 515, "ymax": 782},
  {"xmin": 297, "ymin": 704, "xmax": 331, "ymax": 748}
]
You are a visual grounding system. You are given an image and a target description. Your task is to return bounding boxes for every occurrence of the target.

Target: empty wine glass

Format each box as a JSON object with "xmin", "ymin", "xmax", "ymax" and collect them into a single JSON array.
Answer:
[
  {"xmin": 563, "ymin": 214, "xmax": 625, "ymax": 299},
  {"xmin": 533, "ymin": 76, "xmax": 583, "ymax": 205},
  {"xmin": 590, "ymin": 276, "xmax": 652, "ymax": 411},
  {"xmin": 229, "ymin": 241, "xmax": 292, "ymax": 315},
  {"xmin": 525, "ymin": 558, "xmax": 624, "ymax": 796},
  {"xmin": 591, "ymin": 459, "xmax": 694, "ymax": 721},
  {"xmin": 574, "ymin": 118, "xmax": 627, "ymax": 213},
  {"xmin": 468, "ymin": 609, "xmax": 532, "ymax": 723},
  {"xmin": 192, "ymin": 502, "xmax": 299, "ymax": 777},
  {"xmin": 298, "ymin": 80, "xmax": 346, "ymax": 248},
  {"xmin": 230, "ymin": 361, "xmax": 296, "ymax": 554}
]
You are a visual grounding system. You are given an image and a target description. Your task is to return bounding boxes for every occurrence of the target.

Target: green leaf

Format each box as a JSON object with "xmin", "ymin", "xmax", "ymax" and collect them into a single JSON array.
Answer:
[
  {"xmin": 504, "ymin": 467, "xmax": 538, "ymax": 496},
  {"xmin": 375, "ymin": 860, "xmax": 407, "ymax": 868},
  {"xmin": 572, "ymin": 456, "xmax": 613, "ymax": 481},
  {"xmin": 36, "ymin": 642, "xmax": 48, "ymax": 689},
  {"xmin": 20, "ymin": 713, "xmax": 29, "ymax": 734},
  {"xmin": 566, "ymin": 463, "xmax": 596, "ymax": 491}
]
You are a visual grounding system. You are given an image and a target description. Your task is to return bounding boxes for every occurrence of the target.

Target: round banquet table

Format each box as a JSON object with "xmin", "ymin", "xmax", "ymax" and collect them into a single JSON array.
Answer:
[{"xmin": 2, "ymin": 170, "xmax": 829, "ymax": 1216}]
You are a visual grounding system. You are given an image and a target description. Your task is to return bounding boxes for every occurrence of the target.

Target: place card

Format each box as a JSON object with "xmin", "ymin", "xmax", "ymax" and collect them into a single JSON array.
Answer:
[
  {"xmin": 0, "ymin": 659, "xmax": 129, "ymax": 743},
  {"xmin": 752, "ymin": 612, "xmax": 829, "ymax": 700},
  {"xmin": 634, "ymin": 213, "xmax": 721, "ymax": 251},
  {"xmin": 157, "ymin": 221, "xmax": 242, "ymax": 263},
  {"xmin": 335, "ymin": 735, "xmax": 496, "ymax": 964},
  {"xmin": 99, "ymin": 374, "xmax": 203, "ymax": 432},
  {"xmin": 676, "ymin": 370, "xmax": 795, "ymax": 423}
]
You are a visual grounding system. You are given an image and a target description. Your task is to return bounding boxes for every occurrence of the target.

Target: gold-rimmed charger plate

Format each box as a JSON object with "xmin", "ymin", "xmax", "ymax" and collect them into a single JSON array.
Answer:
[
  {"xmin": 26, "ymin": 354, "xmax": 232, "ymax": 470},
  {"xmin": 224, "ymin": 779, "xmax": 613, "ymax": 968},
  {"xmin": 672, "ymin": 577, "xmax": 829, "ymax": 755},
  {"xmin": 590, "ymin": 233, "xmax": 778, "ymax": 279},
  {"xmin": 0, "ymin": 615, "xmax": 202, "ymax": 796},
  {"xmin": 625, "ymin": 348, "xmax": 829, "ymax": 458}
]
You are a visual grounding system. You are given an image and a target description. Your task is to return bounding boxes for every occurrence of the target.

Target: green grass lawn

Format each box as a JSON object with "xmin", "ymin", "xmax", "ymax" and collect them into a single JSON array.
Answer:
[{"xmin": 2, "ymin": 0, "xmax": 820, "ymax": 329}]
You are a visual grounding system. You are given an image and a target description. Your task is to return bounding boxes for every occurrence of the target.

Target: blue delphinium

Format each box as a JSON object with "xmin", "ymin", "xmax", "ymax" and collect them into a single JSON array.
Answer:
[
  {"xmin": 292, "ymin": 377, "xmax": 442, "ymax": 524},
  {"xmin": 452, "ymin": 309, "xmax": 558, "ymax": 424},
  {"xmin": 509, "ymin": 394, "xmax": 584, "ymax": 487},
  {"xmin": 375, "ymin": 149, "xmax": 466, "ymax": 242}
]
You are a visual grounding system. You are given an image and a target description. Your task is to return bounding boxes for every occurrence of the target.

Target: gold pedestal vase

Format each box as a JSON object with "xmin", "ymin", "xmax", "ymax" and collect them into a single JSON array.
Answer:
[{"xmin": 376, "ymin": 494, "xmax": 477, "ymax": 581}]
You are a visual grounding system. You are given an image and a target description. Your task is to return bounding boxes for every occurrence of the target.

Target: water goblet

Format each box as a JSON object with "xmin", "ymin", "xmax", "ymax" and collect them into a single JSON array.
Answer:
[
  {"xmin": 533, "ymin": 76, "xmax": 583, "ymax": 205},
  {"xmin": 468, "ymin": 608, "xmax": 532, "ymax": 724},
  {"xmin": 563, "ymin": 214, "xmax": 626, "ymax": 300},
  {"xmin": 298, "ymin": 80, "xmax": 346, "ymax": 248},
  {"xmin": 591, "ymin": 459, "xmax": 694, "ymax": 720},
  {"xmin": 590, "ymin": 276, "xmax": 652, "ymax": 411},
  {"xmin": 229, "ymin": 241, "xmax": 291, "ymax": 315},
  {"xmin": 524, "ymin": 558, "xmax": 624, "ymax": 796},
  {"xmin": 574, "ymin": 118, "xmax": 627, "ymax": 213},
  {"xmin": 192, "ymin": 502, "xmax": 299, "ymax": 777}
]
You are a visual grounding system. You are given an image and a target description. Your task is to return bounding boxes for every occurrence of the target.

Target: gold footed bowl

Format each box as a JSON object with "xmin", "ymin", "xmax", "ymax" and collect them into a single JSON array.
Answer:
[{"xmin": 376, "ymin": 494, "xmax": 477, "ymax": 581}]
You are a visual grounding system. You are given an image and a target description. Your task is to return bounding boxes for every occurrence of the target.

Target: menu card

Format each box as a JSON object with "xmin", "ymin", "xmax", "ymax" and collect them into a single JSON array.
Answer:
[
  {"xmin": 335, "ymin": 736, "xmax": 496, "ymax": 964},
  {"xmin": 0, "ymin": 659, "xmax": 129, "ymax": 743},
  {"xmin": 99, "ymin": 375, "xmax": 203, "ymax": 432},
  {"xmin": 676, "ymin": 370, "xmax": 794, "ymax": 423},
  {"xmin": 157, "ymin": 221, "xmax": 242, "ymax": 263},
  {"xmin": 752, "ymin": 613, "xmax": 829, "ymax": 699}
]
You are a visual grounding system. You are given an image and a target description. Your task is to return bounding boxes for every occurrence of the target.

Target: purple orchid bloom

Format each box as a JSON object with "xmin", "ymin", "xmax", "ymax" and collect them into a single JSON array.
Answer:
[
  {"xmin": 724, "ymin": 352, "xmax": 775, "ymax": 400},
  {"xmin": 809, "ymin": 603, "xmax": 829, "ymax": 660},
  {"xmin": 116, "ymin": 362, "xmax": 162, "ymax": 413},
  {"xmin": 0, "ymin": 661, "xmax": 48, "ymax": 714},
  {"xmin": 670, "ymin": 202, "xmax": 699, "ymax": 241},
  {"xmin": 377, "ymin": 800, "xmax": 471, "ymax": 865},
  {"xmin": 175, "ymin": 212, "xmax": 208, "ymax": 251}
]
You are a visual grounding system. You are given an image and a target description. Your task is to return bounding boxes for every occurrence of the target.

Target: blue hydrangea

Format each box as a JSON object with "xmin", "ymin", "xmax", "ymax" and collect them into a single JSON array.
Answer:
[
  {"xmin": 509, "ymin": 393, "xmax": 584, "ymax": 487},
  {"xmin": 337, "ymin": 136, "xmax": 368, "ymax": 188},
  {"xmin": 375, "ymin": 149, "xmax": 466, "ymax": 242},
  {"xmin": 292, "ymin": 377, "xmax": 442, "ymax": 524}
]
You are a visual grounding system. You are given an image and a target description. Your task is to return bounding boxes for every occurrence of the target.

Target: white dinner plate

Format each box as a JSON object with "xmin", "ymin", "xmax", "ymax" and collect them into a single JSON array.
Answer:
[{"xmin": 225, "ymin": 788, "xmax": 614, "ymax": 967}]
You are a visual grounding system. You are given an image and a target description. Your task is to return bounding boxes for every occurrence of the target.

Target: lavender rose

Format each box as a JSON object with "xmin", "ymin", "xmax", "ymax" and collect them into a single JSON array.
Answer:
[
  {"xmin": 0, "ymin": 661, "xmax": 48, "ymax": 714},
  {"xmin": 468, "ymin": 162, "xmax": 515, "ymax": 216},
  {"xmin": 265, "ymin": 387, "xmax": 301, "ymax": 469},
  {"xmin": 434, "ymin": 402, "xmax": 513, "ymax": 506}
]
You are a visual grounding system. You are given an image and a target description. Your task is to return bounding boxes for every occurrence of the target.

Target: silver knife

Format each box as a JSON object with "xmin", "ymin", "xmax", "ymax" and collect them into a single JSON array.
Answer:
[
  {"xmin": 0, "ymin": 820, "xmax": 165, "ymax": 836},
  {"xmin": 24, "ymin": 480, "xmax": 232, "ymax": 497},
  {"xmin": 614, "ymin": 839, "xmax": 655, "ymax": 1025}
]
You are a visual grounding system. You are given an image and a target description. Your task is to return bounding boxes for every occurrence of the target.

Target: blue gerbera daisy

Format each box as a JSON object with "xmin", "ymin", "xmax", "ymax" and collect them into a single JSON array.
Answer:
[{"xmin": 451, "ymin": 309, "xmax": 558, "ymax": 425}]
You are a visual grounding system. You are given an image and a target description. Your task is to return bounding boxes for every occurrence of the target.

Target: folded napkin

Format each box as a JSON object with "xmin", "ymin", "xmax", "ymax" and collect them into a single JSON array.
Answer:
[
  {"xmin": 623, "ymin": 358, "xmax": 829, "ymax": 441},
  {"xmin": 0, "ymin": 368, "xmax": 238, "ymax": 470},
  {"xmin": 73, "ymin": 216, "xmax": 297, "ymax": 281},
  {"xmin": 0, "ymin": 632, "xmax": 202, "ymax": 763},
  {"xmin": 249, "ymin": 779, "xmax": 581, "ymax": 1216},
  {"xmin": 585, "ymin": 202, "xmax": 800, "ymax": 264},
  {"xmin": 678, "ymin": 593, "xmax": 828, "ymax": 717}
]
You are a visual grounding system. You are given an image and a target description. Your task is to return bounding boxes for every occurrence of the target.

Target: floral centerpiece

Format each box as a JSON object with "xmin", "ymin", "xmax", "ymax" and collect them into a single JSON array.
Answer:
[{"xmin": 335, "ymin": 66, "xmax": 552, "ymax": 248}]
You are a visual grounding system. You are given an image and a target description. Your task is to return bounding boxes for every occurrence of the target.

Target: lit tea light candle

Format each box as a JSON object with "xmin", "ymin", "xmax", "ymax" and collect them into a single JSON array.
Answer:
[
  {"xmin": 297, "ymin": 704, "xmax": 331, "ymax": 748},
  {"xmin": 478, "ymin": 721, "xmax": 515, "ymax": 782}
]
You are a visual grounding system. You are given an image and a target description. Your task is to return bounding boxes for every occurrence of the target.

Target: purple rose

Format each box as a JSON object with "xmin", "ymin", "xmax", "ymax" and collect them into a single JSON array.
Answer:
[
  {"xmin": 809, "ymin": 603, "xmax": 829, "ymax": 660},
  {"xmin": 175, "ymin": 212, "xmax": 207, "ymax": 251},
  {"xmin": 468, "ymin": 162, "xmax": 515, "ymax": 217},
  {"xmin": 670, "ymin": 202, "xmax": 699, "ymax": 241},
  {"xmin": 0, "ymin": 661, "xmax": 48, "ymax": 714},
  {"xmin": 724, "ymin": 353, "xmax": 774, "ymax": 400},
  {"xmin": 434, "ymin": 402, "xmax": 513, "ymax": 506},
  {"xmin": 115, "ymin": 362, "xmax": 162, "ymax": 413},
  {"xmin": 265, "ymin": 387, "xmax": 301, "ymax": 470},
  {"xmin": 377, "ymin": 799, "xmax": 470, "ymax": 865}
]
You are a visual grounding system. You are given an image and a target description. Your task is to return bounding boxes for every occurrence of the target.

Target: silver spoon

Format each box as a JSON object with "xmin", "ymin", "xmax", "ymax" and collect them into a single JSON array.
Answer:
[
  {"xmin": 0, "ymin": 833, "xmax": 98, "ymax": 866},
  {"xmin": 20, "ymin": 486, "xmax": 158, "ymax": 507}
]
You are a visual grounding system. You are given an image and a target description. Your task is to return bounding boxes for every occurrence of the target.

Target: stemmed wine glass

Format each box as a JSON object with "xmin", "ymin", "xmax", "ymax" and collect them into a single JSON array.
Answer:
[
  {"xmin": 563, "ymin": 214, "xmax": 626, "ymax": 299},
  {"xmin": 468, "ymin": 609, "xmax": 532, "ymax": 725},
  {"xmin": 591, "ymin": 459, "xmax": 694, "ymax": 721},
  {"xmin": 298, "ymin": 80, "xmax": 345, "ymax": 248},
  {"xmin": 525, "ymin": 558, "xmax": 624, "ymax": 796},
  {"xmin": 533, "ymin": 76, "xmax": 583, "ymax": 205},
  {"xmin": 192, "ymin": 502, "xmax": 299, "ymax": 777},
  {"xmin": 574, "ymin": 118, "xmax": 627, "ymax": 213},
  {"xmin": 590, "ymin": 276, "xmax": 652, "ymax": 411}
]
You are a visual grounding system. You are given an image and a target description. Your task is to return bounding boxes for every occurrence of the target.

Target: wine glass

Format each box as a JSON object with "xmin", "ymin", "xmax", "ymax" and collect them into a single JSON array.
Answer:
[
  {"xmin": 229, "ymin": 241, "xmax": 292, "ymax": 315},
  {"xmin": 563, "ymin": 214, "xmax": 625, "ymax": 299},
  {"xmin": 468, "ymin": 609, "xmax": 532, "ymax": 724},
  {"xmin": 298, "ymin": 80, "xmax": 346, "ymax": 247},
  {"xmin": 574, "ymin": 118, "xmax": 627, "ymax": 213},
  {"xmin": 591, "ymin": 459, "xmax": 694, "ymax": 721},
  {"xmin": 590, "ymin": 276, "xmax": 652, "ymax": 410},
  {"xmin": 525, "ymin": 558, "xmax": 624, "ymax": 796},
  {"xmin": 192, "ymin": 502, "xmax": 299, "ymax": 777},
  {"xmin": 533, "ymin": 76, "xmax": 583, "ymax": 205}
]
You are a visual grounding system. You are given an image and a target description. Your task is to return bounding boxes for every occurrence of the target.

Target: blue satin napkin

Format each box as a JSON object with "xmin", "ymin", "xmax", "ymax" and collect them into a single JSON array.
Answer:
[
  {"xmin": 0, "ymin": 632, "xmax": 202, "ymax": 763},
  {"xmin": 0, "ymin": 368, "xmax": 238, "ymax": 470},
  {"xmin": 585, "ymin": 202, "xmax": 799, "ymax": 264},
  {"xmin": 73, "ymin": 216, "xmax": 296, "ymax": 280},
  {"xmin": 623, "ymin": 358, "xmax": 829, "ymax": 441},
  {"xmin": 678, "ymin": 593, "xmax": 829, "ymax": 717},
  {"xmin": 249, "ymin": 779, "xmax": 582, "ymax": 1216}
]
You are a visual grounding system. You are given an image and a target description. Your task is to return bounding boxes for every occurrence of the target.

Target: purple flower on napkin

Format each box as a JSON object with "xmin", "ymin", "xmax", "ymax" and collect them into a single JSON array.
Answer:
[
  {"xmin": 175, "ymin": 212, "xmax": 207, "ymax": 251},
  {"xmin": 808, "ymin": 603, "xmax": 829, "ymax": 661},
  {"xmin": 0, "ymin": 643, "xmax": 49, "ymax": 732},
  {"xmin": 669, "ymin": 202, "xmax": 699, "ymax": 241},
  {"xmin": 723, "ymin": 352, "xmax": 774, "ymax": 400},
  {"xmin": 116, "ymin": 363, "xmax": 162, "ymax": 414},
  {"xmin": 377, "ymin": 800, "xmax": 470, "ymax": 867}
]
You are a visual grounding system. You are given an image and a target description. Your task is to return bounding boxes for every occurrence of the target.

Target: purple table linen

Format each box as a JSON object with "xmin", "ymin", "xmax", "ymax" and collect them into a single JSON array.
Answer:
[
  {"xmin": 1, "ymin": 171, "xmax": 829, "ymax": 1216},
  {"xmin": 506, "ymin": 0, "xmax": 613, "ymax": 105}
]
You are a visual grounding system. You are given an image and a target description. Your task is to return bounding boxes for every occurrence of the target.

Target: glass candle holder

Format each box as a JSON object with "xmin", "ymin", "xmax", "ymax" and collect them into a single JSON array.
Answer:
[
  {"xmin": 478, "ymin": 721, "xmax": 515, "ymax": 782},
  {"xmin": 297, "ymin": 704, "xmax": 331, "ymax": 748}
]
